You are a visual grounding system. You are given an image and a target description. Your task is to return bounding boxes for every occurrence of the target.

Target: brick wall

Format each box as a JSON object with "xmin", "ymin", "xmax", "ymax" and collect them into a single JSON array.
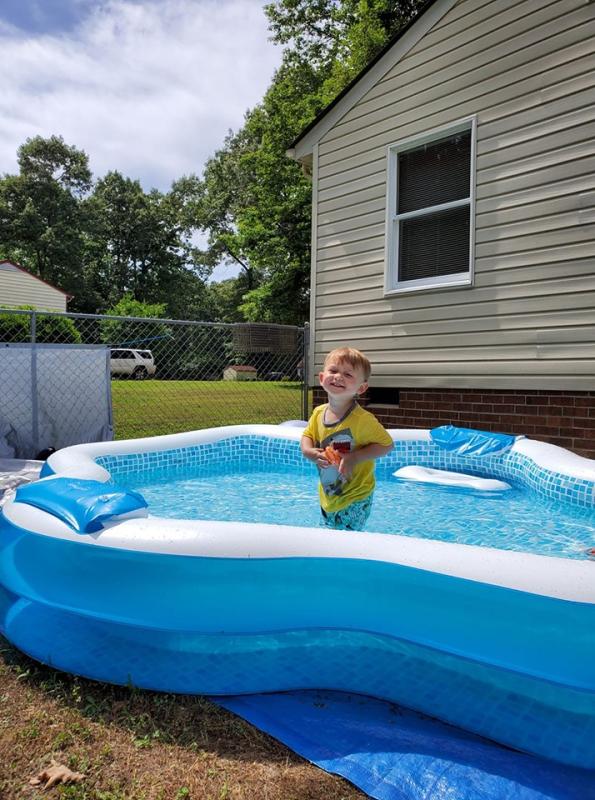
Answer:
[{"xmin": 311, "ymin": 387, "xmax": 595, "ymax": 459}]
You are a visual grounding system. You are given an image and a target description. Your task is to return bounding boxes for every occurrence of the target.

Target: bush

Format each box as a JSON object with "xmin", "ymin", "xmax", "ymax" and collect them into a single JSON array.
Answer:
[
  {"xmin": 0, "ymin": 306, "xmax": 82, "ymax": 344},
  {"xmin": 36, "ymin": 314, "xmax": 82, "ymax": 343},
  {"xmin": 0, "ymin": 310, "xmax": 29, "ymax": 342}
]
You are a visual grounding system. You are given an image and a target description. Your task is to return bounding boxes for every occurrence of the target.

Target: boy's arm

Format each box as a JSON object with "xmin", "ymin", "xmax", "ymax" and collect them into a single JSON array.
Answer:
[{"xmin": 339, "ymin": 441, "xmax": 393, "ymax": 478}]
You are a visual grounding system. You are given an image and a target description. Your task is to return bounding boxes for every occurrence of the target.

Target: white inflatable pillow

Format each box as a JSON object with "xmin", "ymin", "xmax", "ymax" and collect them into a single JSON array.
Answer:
[{"xmin": 393, "ymin": 465, "xmax": 511, "ymax": 492}]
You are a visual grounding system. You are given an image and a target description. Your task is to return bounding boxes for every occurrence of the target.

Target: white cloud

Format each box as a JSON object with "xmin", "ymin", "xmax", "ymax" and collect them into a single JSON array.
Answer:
[{"xmin": 0, "ymin": 0, "xmax": 281, "ymax": 190}]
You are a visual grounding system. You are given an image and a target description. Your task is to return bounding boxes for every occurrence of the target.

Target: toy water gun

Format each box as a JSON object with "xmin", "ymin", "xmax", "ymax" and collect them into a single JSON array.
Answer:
[{"xmin": 324, "ymin": 446, "xmax": 343, "ymax": 466}]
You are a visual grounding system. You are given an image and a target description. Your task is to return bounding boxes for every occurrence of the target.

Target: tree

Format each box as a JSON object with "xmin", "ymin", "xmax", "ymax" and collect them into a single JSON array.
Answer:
[
  {"xmin": 17, "ymin": 134, "xmax": 91, "ymax": 193},
  {"xmin": 85, "ymin": 172, "xmax": 209, "ymax": 316},
  {"xmin": 266, "ymin": 1, "xmax": 427, "ymax": 104},
  {"xmin": 0, "ymin": 136, "xmax": 214, "ymax": 318},
  {"xmin": 0, "ymin": 136, "xmax": 92, "ymax": 309},
  {"xmin": 193, "ymin": 1, "xmax": 426, "ymax": 325},
  {"xmin": 206, "ymin": 277, "xmax": 253, "ymax": 323},
  {"xmin": 190, "ymin": 56, "xmax": 323, "ymax": 325}
]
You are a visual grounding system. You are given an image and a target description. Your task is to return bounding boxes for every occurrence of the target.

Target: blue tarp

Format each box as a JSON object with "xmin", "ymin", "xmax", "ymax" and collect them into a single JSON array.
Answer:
[
  {"xmin": 216, "ymin": 692, "xmax": 595, "ymax": 800},
  {"xmin": 15, "ymin": 477, "xmax": 147, "ymax": 533},
  {"xmin": 430, "ymin": 425, "xmax": 518, "ymax": 456}
]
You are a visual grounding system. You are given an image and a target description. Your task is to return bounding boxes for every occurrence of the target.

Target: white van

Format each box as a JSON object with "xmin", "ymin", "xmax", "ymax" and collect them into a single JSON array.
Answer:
[{"xmin": 110, "ymin": 349, "xmax": 156, "ymax": 379}]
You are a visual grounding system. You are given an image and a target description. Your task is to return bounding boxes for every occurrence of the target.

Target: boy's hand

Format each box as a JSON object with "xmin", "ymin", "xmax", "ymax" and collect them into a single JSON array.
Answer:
[
  {"xmin": 314, "ymin": 448, "xmax": 333, "ymax": 469},
  {"xmin": 303, "ymin": 445, "xmax": 332, "ymax": 468},
  {"xmin": 338, "ymin": 451, "xmax": 357, "ymax": 478},
  {"xmin": 338, "ymin": 442, "xmax": 393, "ymax": 478}
]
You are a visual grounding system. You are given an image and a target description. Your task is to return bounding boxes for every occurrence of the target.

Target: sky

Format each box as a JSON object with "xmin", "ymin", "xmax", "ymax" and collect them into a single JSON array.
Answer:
[{"xmin": 0, "ymin": 0, "xmax": 282, "ymax": 193}]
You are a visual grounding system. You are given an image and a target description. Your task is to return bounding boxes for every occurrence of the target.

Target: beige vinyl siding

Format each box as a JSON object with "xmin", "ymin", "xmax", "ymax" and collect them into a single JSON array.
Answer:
[
  {"xmin": 0, "ymin": 264, "xmax": 67, "ymax": 311},
  {"xmin": 311, "ymin": 0, "xmax": 595, "ymax": 389}
]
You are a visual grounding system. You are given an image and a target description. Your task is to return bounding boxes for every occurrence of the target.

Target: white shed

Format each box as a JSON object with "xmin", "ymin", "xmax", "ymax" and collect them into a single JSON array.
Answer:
[
  {"xmin": 223, "ymin": 365, "xmax": 258, "ymax": 381},
  {"xmin": 0, "ymin": 260, "xmax": 70, "ymax": 312}
]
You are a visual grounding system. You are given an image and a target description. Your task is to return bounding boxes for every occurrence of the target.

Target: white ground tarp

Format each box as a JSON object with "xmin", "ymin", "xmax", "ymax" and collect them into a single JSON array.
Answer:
[
  {"xmin": 0, "ymin": 344, "xmax": 113, "ymax": 458},
  {"xmin": 0, "ymin": 458, "xmax": 42, "ymax": 506}
]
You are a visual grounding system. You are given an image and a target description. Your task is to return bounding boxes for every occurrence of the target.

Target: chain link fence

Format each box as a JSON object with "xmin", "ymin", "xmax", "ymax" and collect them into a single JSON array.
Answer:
[{"xmin": 0, "ymin": 308, "xmax": 308, "ymax": 456}]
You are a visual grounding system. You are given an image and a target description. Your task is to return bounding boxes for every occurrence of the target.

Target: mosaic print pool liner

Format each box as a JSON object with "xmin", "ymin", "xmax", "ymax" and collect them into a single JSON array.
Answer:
[{"xmin": 96, "ymin": 434, "xmax": 595, "ymax": 509}]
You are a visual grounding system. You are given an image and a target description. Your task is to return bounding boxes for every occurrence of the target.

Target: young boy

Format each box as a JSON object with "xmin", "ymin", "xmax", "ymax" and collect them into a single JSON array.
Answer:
[{"xmin": 301, "ymin": 347, "xmax": 393, "ymax": 531}]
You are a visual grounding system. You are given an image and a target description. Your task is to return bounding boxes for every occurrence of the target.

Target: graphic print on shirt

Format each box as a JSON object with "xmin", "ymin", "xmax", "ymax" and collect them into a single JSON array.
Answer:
[{"xmin": 319, "ymin": 429, "xmax": 353, "ymax": 497}]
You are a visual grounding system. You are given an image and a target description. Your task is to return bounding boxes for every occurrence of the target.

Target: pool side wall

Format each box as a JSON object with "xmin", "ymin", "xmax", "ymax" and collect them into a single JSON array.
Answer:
[
  {"xmin": 0, "ymin": 516, "xmax": 594, "ymax": 769},
  {"xmin": 3, "ymin": 425, "xmax": 595, "ymax": 769}
]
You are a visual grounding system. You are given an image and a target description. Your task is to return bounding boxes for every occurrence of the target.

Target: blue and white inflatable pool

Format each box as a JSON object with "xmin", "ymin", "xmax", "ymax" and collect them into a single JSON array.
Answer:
[{"xmin": 1, "ymin": 425, "xmax": 594, "ymax": 770}]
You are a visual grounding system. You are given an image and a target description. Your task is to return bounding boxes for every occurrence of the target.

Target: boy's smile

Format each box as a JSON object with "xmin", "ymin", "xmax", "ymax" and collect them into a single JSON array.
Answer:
[{"xmin": 319, "ymin": 359, "xmax": 368, "ymax": 400}]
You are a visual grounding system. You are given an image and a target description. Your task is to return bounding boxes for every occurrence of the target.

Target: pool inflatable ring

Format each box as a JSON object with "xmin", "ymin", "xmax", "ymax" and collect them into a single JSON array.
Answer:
[{"xmin": 394, "ymin": 465, "xmax": 511, "ymax": 492}]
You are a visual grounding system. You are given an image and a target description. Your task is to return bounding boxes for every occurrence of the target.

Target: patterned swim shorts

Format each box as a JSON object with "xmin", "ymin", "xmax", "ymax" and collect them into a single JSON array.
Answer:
[{"xmin": 320, "ymin": 494, "xmax": 373, "ymax": 532}]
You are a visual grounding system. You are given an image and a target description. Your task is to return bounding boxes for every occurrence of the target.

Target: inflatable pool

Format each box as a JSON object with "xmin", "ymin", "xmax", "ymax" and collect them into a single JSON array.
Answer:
[{"xmin": 1, "ymin": 424, "xmax": 594, "ymax": 770}]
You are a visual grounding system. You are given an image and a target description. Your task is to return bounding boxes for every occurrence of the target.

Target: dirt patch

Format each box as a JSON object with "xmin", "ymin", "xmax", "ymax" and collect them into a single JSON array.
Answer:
[{"xmin": 0, "ymin": 637, "xmax": 365, "ymax": 799}]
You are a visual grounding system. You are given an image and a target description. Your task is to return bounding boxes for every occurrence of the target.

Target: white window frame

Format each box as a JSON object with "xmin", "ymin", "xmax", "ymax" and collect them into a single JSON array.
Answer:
[{"xmin": 384, "ymin": 116, "xmax": 477, "ymax": 296}]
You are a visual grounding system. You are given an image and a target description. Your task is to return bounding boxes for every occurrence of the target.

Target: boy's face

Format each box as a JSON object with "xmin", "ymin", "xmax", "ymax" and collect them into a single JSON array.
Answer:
[{"xmin": 319, "ymin": 358, "xmax": 368, "ymax": 400}]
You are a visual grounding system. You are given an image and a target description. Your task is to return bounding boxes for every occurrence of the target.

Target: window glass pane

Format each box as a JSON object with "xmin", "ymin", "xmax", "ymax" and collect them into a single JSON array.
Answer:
[
  {"xmin": 399, "ymin": 205, "xmax": 470, "ymax": 282},
  {"xmin": 398, "ymin": 130, "xmax": 471, "ymax": 214}
]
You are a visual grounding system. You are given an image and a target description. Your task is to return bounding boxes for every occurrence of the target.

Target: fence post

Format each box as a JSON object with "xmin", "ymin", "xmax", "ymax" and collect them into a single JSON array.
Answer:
[
  {"xmin": 301, "ymin": 322, "xmax": 310, "ymax": 421},
  {"xmin": 30, "ymin": 310, "xmax": 39, "ymax": 456}
]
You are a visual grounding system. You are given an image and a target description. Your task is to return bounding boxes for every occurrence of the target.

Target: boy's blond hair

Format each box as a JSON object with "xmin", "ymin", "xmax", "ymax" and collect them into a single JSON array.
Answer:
[{"xmin": 323, "ymin": 347, "xmax": 371, "ymax": 381}]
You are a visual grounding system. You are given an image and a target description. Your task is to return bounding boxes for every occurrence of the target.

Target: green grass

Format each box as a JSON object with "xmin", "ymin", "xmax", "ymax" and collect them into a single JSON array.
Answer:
[{"xmin": 111, "ymin": 380, "xmax": 308, "ymax": 439}]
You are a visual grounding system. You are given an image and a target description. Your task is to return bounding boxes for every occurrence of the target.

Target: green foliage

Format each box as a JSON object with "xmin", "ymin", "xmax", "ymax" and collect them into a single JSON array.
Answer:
[
  {"xmin": 84, "ymin": 171, "xmax": 209, "ymax": 314},
  {"xmin": 99, "ymin": 296, "xmax": 169, "ymax": 353},
  {"xmin": 205, "ymin": 278, "xmax": 250, "ymax": 323},
  {"xmin": 188, "ymin": 0, "xmax": 425, "ymax": 325},
  {"xmin": 36, "ymin": 311, "xmax": 82, "ymax": 343},
  {"xmin": 0, "ymin": 137, "xmax": 92, "ymax": 307},
  {"xmin": 239, "ymin": 263, "xmax": 308, "ymax": 325},
  {"xmin": 189, "ymin": 58, "xmax": 321, "ymax": 324},
  {"xmin": 17, "ymin": 134, "xmax": 92, "ymax": 194},
  {"xmin": 0, "ymin": 139, "xmax": 211, "ymax": 318},
  {"xmin": 103, "ymin": 297, "xmax": 167, "ymax": 320},
  {"xmin": 0, "ymin": 309, "xmax": 30, "ymax": 342},
  {"xmin": 163, "ymin": 325, "xmax": 230, "ymax": 381},
  {"xmin": 265, "ymin": 0, "xmax": 427, "ymax": 84},
  {"xmin": 0, "ymin": 306, "xmax": 82, "ymax": 344}
]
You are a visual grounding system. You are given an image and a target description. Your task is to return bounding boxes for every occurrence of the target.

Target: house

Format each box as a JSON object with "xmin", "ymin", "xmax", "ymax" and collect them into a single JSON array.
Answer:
[
  {"xmin": 223, "ymin": 365, "xmax": 258, "ymax": 381},
  {"xmin": 0, "ymin": 260, "xmax": 70, "ymax": 312},
  {"xmin": 288, "ymin": 0, "xmax": 595, "ymax": 458}
]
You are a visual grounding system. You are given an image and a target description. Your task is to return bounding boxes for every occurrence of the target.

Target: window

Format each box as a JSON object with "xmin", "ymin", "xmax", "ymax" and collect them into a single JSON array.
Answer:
[{"xmin": 385, "ymin": 118, "xmax": 476, "ymax": 294}]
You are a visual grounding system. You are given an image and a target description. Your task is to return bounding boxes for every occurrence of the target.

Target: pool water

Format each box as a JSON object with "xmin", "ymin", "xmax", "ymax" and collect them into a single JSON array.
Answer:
[{"xmin": 122, "ymin": 467, "xmax": 595, "ymax": 560}]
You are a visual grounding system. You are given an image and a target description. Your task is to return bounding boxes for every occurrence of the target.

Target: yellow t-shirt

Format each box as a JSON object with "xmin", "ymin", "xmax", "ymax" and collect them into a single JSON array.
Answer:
[{"xmin": 303, "ymin": 403, "xmax": 393, "ymax": 513}]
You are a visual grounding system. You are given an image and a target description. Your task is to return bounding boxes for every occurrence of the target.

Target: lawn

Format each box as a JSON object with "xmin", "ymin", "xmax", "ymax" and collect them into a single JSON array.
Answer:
[
  {"xmin": 0, "ymin": 638, "xmax": 363, "ymax": 799},
  {"xmin": 111, "ymin": 380, "xmax": 308, "ymax": 439}
]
